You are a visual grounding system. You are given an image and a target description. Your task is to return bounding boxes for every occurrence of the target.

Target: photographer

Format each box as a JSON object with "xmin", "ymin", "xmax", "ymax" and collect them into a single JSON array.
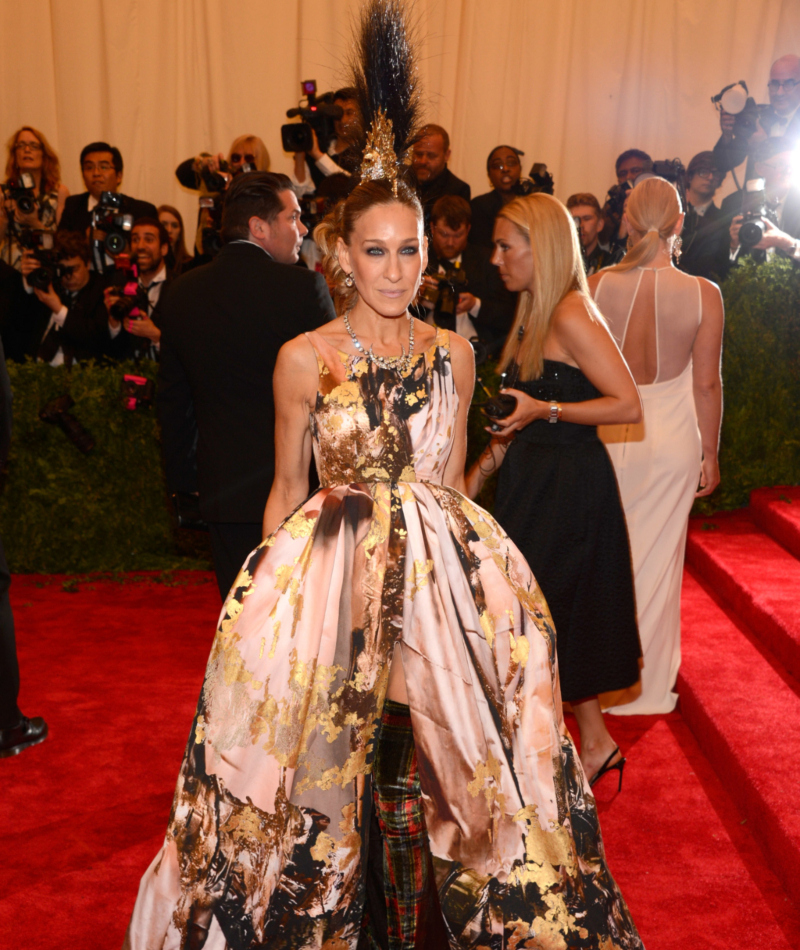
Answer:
[
  {"xmin": 411, "ymin": 125, "xmax": 471, "ymax": 224},
  {"xmin": 0, "ymin": 127, "xmax": 69, "ymax": 271},
  {"xmin": 717, "ymin": 139, "xmax": 800, "ymax": 280},
  {"xmin": 600, "ymin": 149, "xmax": 653, "ymax": 251},
  {"xmin": 157, "ymin": 172, "xmax": 335, "ymax": 599},
  {"xmin": 713, "ymin": 55, "xmax": 800, "ymax": 176},
  {"xmin": 174, "ymin": 135, "xmax": 270, "ymax": 258},
  {"xmin": 418, "ymin": 196, "xmax": 515, "ymax": 355},
  {"xmin": 469, "ymin": 145, "xmax": 523, "ymax": 249},
  {"xmin": 104, "ymin": 218, "xmax": 171, "ymax": 361},
  {"xmin": 678, "ymin": 152, "xmax": 727, "ymax": 280},
  {"xmin": 17, "ymin": 230, "xmax": 107, "ymax": 365},
  {"xmin": 58, "ymin": 142, "xmax": 157, "ymax": 243},
  {"xmin": 290, "ymin": 88, "xmax": 361, "ymax": 197}
]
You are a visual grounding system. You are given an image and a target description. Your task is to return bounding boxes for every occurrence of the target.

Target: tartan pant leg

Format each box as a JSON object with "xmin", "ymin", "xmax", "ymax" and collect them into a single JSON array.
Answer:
[{"xmin": 373, "ymin": 699, "xmax": 429, "ymax": 950}]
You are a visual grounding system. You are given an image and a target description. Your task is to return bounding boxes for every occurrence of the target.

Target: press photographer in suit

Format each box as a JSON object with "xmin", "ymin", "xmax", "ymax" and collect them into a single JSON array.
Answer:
[{"xmin": 158, "ymin": 172, "xmax": 336, "ymax": 599}]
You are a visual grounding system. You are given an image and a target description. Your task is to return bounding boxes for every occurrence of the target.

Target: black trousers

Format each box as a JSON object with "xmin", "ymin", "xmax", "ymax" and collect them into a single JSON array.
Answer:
[
  {"xmin": 208, "ymin": 522, "xmax": 263, "ymax": 601},
  {"xmin": 0, "ymin": 534, "xmax": 21, "ymax": 729}
]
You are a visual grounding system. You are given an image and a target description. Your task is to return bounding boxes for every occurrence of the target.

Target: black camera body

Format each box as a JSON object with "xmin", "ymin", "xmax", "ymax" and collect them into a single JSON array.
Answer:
[
  {"xmin": 109, "ymin": 258, "xmax": 150, "ymax": 321},
  {"xmin": 513, "ymin": 163, "xmax": 555, "ymax": 197},
  {"xmin": 738, "ymin": 178, "xmax": 777, "ymax": 250},
  {"xmin": 91, "ymin": 191, "xmax": 134, "ymax": 255},
  {"xmin": 420, "ymin": 265, "xmax": 468, "ymax": 327},
  {"xmin": 605, "ymin": 180, "xmax": 633, "ymax": 221},
  {"xmin": 15, "ymin": 229, "xmax": 64, "ymax": 292},
  {"xmin": 282, "ymin": 81, "xmax": 344, "ymax": 154},
  {"xmin": 2, "ymin": 172, "xmax": 37, "ymax": 215}
]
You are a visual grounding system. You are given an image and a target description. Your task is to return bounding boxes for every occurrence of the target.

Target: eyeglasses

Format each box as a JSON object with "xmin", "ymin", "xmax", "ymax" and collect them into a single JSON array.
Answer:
[
  {"xmin": 230, "ymin": 153, "xmax": 256, "ymax": 164},
  {"xmin": 82, "ymin": 162, "xmax": 115, "ymax": 172},
  {"xmin": 15, "ymin": 141, "xmax": 43, "ymax": 152},
  {"xmin": 488, "ymin": 160, "xmax": 520, "ymax": 172},
  {"xmin": 693, "ymin": 168, "xmax": 721, "ymax": 179},
  {"xmin": 767, "ymin": 78, "xmax": 800, "ymax": 92}
]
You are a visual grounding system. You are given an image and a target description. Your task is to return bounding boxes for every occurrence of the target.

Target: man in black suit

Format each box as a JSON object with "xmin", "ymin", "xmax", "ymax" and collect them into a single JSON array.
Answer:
[
  {"xmin": 0, "ymin": 337, "xmax": 48, "ymax": 758},
  {"xmin": 158, "ymin": 172, "xmax": 336, "ymax": 599},
  {"xmin": 678, "ymin": 152, "xmax": 727, "ymax": 281},
  {"xmin": 17, "ymin": 231, "xmax": 107, "ymax": 364},
  {"xmin": 713, "ymin": 55, "xmax": 800, "ymax": 176},
  {"xmin": 715, "ymin": 140, "xmax": 800, "ymax": 281},
  {"xmin": 411, "ymin": 125, "xmax": 471, "ymax": 225},
  {"xmin": 58, "ymin": 142, "xmax": 157, "ymax": 271},
  {"xmin": 418, "ymin": 196, "xmax": 516, "ymax": 355}
]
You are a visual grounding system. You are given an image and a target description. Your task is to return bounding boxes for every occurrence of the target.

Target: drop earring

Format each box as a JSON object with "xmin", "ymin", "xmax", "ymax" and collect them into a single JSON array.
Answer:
[
  {"xmin": 672, "ymin": 236, "xmax": 682, "ymax": 263},
  {"xmin": 344, "ymin": 272, "xmax": 355, "ymax": 287}
]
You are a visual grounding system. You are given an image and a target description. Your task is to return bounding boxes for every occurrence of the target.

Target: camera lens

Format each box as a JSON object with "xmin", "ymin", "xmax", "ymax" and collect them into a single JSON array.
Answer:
[
  {"xmin": 16, "ymin": 195, "xmax": 35, "ymax": 215},
  {"xmin": 739, "ymin": 218, "xmax": 766, "ymax": 249},
  {"xmin": 105, "ymin": 232, "xmax": 127, "ymax": 255}
]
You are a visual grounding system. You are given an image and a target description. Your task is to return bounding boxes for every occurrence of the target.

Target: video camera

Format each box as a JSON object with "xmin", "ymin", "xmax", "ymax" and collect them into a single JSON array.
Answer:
[
  {"xmin": 712, "ymin": 82, "xmax": 774, "ymax": 141},
  {"xmin": 513, "ymin": 163, "xmax": 555, "ymax": 197},
  {"xmin": 282, "ymin": 80, "xmax": 343, "ymax": 154},
  {"xmin": 1, "ymin": 173, "xmax": 37, "ymax": 216},
  {"xmin": 91, "ymin": 191, "xmax": 133, "ymax": 255},
  {"xmin": 108, "ymin": 256, "xmax": 150, "ymax": 321}
]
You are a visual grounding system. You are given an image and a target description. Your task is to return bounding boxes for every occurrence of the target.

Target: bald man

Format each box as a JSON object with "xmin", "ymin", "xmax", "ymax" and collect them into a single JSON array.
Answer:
[{"xmin": 713, "ymin": 54, "xmax": 800, "ymax": 174}]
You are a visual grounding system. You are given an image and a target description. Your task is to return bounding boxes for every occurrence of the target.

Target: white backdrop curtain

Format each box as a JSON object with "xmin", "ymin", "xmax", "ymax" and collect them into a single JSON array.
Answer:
[{"xmin": 2, "ymin": 0, "xmax": 799, "ymax": 233}]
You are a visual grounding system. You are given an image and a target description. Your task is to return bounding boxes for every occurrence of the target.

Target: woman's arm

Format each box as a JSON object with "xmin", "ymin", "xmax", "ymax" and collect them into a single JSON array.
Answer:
[
  {"xmin": 692, "ymin": 279, "xmax": 724, "ymax": 497},
  {"xmin": 465, "ymin": 437, "xmax": 509, "ymax": 499},
  {"xmin": 262, "ymin": 336, "xmax": 319, "ymax": 538},
  {"xmin": 489, "ymin": 294, "xmax": 642, "ymax": 437},
  {"xmin": 441, "ymin": 332, "xmax": 476, "ymax": 495}
]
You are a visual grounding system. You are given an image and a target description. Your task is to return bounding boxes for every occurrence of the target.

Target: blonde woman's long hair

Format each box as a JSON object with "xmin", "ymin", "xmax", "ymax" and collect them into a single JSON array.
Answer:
[
  {"xmin": 497, "ymin": 192, "xmax": 596, "ymax": 382},
  {"xmin": 608, "ymin": 176, "xmax": 682, "ymax": 273}
]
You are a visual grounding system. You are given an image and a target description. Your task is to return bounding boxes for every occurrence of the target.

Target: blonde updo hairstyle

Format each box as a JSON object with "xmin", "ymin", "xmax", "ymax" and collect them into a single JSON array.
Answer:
[
  {"xmin": 498, "ymin": 192, "xmax": 599, "ymax": 382},
  {"xmin": 314, "ymin": 178, "xmax": 423, "ymax": 315},
  {"xmin": 611, "ymin": 176, "xmax": 682, "ymax": 273}
]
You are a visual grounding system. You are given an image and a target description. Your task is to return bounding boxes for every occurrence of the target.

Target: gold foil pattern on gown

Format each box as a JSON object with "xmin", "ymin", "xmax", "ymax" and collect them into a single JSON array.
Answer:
[{"xmin": 124, "ymin": 328, "xmax": 643, "ymax": 949}]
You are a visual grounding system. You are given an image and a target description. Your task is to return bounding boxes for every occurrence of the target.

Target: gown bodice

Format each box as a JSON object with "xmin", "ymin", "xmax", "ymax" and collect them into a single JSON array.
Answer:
[
  {"xmin": 513, "ymin": 359, "xmax": 602, "ymax": 444},
  {"xmin": 307, "ymin": 327, "xmax": 457, "ymax": 487}
]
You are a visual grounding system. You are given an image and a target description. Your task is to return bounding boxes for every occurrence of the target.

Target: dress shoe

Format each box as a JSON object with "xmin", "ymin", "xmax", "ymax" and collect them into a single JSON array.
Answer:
[
  {"xmin": 589, "ymin": 746, "xmax": 626, "ymax": 792},
  {"xmin": 0, "ymin": 715, "xmax": 48, "ymax": 758}
]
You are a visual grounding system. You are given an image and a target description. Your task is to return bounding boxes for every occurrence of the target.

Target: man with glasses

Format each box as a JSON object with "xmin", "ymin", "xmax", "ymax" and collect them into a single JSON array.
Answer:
[
  {"xmin": 714, "ymin": 55, "xmax": 800, "ymax": 175},
  {"xmin": 58, "ymin": 142, "xmax": 157, "ymax": 240},
  {"xmin": 678, "ymin": 152, "xmax": 727, "ymax": 280}
]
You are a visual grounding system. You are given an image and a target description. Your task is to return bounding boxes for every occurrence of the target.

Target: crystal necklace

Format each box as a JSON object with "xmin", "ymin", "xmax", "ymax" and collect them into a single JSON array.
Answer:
[{"xmin": 342, "ymin": 310, "xmax": 415, "ymax": 373}]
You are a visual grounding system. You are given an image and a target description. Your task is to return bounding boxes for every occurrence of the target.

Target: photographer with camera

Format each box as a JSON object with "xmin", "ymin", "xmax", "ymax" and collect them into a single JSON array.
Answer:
[
  {"xmin": 418, "ymin": 196, "xmax": 515, "ymax": 355},
  {"xmin": 16, "ymin": 230, "xmax": 107, "ymax": 365},
  {"xmin": 0, "ymin": 127, "xmax": 69, "ymax": 271},
  {"xmin": 288, "ymin": 86, "xmax": 362, "ymax": 198},
  {"xmin": 717, "ymin": 139, "xmax": 800, "ymax": 280},
  {"xmin": 677, "ymin": 152, "xmax": 727, "ymax": 280},
  {"xmin": 411, "ymin": 125, "xmax": 471, "ymax": 224},
  {"xmin": 175, "ymin": 135, "xmax": 269, "ymax": 261},
  {"xmin": 158, "ymin": 172, "xmax": 335, "ymax": 599},
  {"xmin": 713, "ymin": 55, "xmax": 800, "ymax": 177},
  {"xmin": 566, "ymin": 193, "xmax": 616, "ymax": 275},
  {"xmin": 104, "ymin": 218, "xmax": 172, "ymax": 361},
  {"xmin": 600, "ymin": 149, "xmax": 653, "ymax": 253}
]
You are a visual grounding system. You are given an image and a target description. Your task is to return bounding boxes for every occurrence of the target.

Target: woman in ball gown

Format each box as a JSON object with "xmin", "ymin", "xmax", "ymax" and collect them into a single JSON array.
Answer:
[
  {"xmin": 589, "ymin": 177, "xmax": 724, "ymax": 715},
  {"xmin": 466, "ymin": 193, "xmax": 643, "ymax": 789}
]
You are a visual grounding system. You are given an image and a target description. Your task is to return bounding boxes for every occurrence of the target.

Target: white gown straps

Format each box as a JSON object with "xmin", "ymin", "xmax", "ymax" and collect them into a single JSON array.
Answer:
[{"xmin": 594, "ymin": 266, "xmax": 703, "ymax": 714}]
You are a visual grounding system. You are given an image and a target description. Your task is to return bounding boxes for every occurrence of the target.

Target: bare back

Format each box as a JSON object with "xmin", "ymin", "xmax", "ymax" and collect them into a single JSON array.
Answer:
[{"xmin": 593, "ymin": 266, "xmax": 702, "ymax": 385}]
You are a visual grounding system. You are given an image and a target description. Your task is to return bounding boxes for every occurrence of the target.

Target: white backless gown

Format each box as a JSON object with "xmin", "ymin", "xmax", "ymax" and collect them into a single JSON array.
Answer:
[{"xmin": 594, "ymin": 266, "xmax": 703, "ymax": 715}]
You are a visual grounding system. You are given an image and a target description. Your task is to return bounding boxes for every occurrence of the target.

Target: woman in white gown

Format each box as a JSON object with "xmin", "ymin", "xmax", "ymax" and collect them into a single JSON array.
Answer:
[{"xmin": 588, "ymin": 177, "xmax": 724, "ymax": 715}]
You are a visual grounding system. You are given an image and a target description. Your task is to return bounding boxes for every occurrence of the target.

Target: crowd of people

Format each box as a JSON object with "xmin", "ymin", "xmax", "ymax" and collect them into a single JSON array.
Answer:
[{"xmin": 0, "ymin": 27, "xmax": 797, "ymax": 949}]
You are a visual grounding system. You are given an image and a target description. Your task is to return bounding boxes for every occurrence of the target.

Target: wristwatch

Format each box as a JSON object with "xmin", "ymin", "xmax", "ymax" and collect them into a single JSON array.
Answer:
[{"xmin": 548, "ymin": 401, "xmax": 562, "ymax": 423}]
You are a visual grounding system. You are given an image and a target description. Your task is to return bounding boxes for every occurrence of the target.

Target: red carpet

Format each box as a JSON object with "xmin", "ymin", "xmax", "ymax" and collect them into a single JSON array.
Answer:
[{"xmin": 2, "ymin": 550, "xmax": 800, "ymax": 949}]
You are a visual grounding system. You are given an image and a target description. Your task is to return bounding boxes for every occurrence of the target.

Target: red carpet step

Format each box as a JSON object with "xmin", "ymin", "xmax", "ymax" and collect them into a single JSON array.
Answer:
[
  {"xmin": 3, "ymin": 572, "xmax": 800, "ymax": 948},
  {"xmin": 686, "ymin": 510, "xmax": 800, "ymax": 682},
  {"xmin": 751, "ymin": 486, "xmax": 800, "ymax": 561},
  {"xmin": 678, "ymin": 568, "xmax": 800, "ymax": 910}
]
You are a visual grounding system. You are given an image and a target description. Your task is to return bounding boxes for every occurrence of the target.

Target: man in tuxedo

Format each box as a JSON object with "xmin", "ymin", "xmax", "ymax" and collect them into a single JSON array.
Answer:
[
  {"xmin": 17, "ymin": 231, "xmax": 107, "ymax": 364},
  {"xmin": 715, "ymin": 139, "xmax": 800, "ymax": 280},
  {"xmin": 58, "ymin": 142, "xmax": 157, "ymax": 269},
  {"xmin": 0, "ymin": 337, "xmax": 48, "ymax": 758},
  {"xmin": 411, "ymin": 126, "xmax": 471, "ymax": 225},
  {"xmin": 158, "ymin": 172, "xmax": 335, "ymax": 599},
  {"xmin": 678, "ymin": 152, "xmax": 727, "ymax": 281},
  {"xmin": 713, "ymin": 55, "xmax": 800, "ymax": 176},
  {"xmin": 104, "ymin": 218, "xmax": 171, "ymax": 361},
  {"xmin": 418, "ymin": 196, "xmax": 515, "ymax": 355}
]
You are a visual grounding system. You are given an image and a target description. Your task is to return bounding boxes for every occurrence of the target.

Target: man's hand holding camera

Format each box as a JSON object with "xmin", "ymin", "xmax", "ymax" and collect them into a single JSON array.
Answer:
[
  {"xmin": 729, "ymin": 214, "xmax": 796, "ymax": 253},
  {"xmin": 104, "ymin": 285, "xmax": 160, "ymax": 343},
  {"xmin": 20, "ymin": 250, "xmax": 62, "ymax": 312}
]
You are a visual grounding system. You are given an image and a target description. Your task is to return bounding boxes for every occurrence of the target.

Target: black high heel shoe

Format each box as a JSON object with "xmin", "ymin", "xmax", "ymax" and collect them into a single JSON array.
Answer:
[{"xmin": 589, "ymin": 747, "xmax": 626, "ymax": 791}]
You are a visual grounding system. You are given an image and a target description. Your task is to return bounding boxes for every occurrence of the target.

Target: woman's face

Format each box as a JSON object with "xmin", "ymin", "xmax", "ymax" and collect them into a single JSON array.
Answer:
[
  {"xmin": 339, "ymin": 202, "xmax": 427, "ymax": 319},
  {"xmin": 491, "ymin": 217, "xmax": 533, "ymax": 293},
  {"xmin": 487, "ymin": 147, "xmax": 521, "ymax": 194},
  {"xmin": 14, "ymin": 130, "xmax": 44, "ymax": 175},
  {"xmin": 159, "ymin": 211, "xmax": 181, "ymax": 249}
]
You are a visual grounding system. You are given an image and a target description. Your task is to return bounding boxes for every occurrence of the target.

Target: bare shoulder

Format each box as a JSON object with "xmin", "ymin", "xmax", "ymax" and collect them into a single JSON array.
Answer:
[
  {"xmin": 586, "ymin": 271, "xmax": 603, "ymax": 296},
  {"xmin": 697, "ymin": 276, "xmax": 723, "ymax": 306},
  {"xmin": 277, "ymin": 332, "xmax": 319, "ymax": 375},
  {"xmin": 56, "ymin": 182, "xmax": 70, "ymax": 199},
  {"xmin": 552, "ymin": 291, "xmax": 600, "ymax": 337},
  {"xmin": 446, "ymin": 331, "xmax": 476, "ymax": 391}
]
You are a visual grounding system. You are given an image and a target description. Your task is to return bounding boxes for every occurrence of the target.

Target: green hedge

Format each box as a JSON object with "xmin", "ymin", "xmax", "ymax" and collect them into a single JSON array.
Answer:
[
  {"xmin": 0, "ymin": 360, "xmax": 210, "ymax": 573},
  {"xmin": 1, "ymin": 258, "xmax": 797, "ymax": 572}
]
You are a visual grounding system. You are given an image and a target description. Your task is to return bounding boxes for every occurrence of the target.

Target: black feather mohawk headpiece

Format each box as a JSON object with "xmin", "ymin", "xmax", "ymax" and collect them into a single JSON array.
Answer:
[{"xmin": 350, "ymin": 0, "xmax": 420, "ymax": 194}]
